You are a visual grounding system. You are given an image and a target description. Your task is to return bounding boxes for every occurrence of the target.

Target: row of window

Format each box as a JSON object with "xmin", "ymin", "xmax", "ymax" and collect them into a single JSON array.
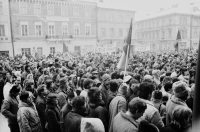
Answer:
[
  {"xmin": 136, "ymin": 29, "xmax": 188, "ymax": 39},
  {"xmin": 22, "ymin": 47, "xmax": 55, "ymax": 55},
  {"xmin": 100, "ymin": 28, "xmax": 129, "ymax": 38},
  {"xmin": 19, "ymin": 2, "xmax": 92, "ymax": 17},
  {"xmin": 100, "ymin": 13, "xmax": 132, "ymax": 23},
  {"xmin": 20, "ymin": 22, "xmax": 91, "ymax": 36}
]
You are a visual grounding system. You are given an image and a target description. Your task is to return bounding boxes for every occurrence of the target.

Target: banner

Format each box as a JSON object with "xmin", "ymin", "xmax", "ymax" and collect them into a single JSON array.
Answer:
[
  {"xmin": 135, "ymin": 43, "xmax": 150, "ymax": 52},
  {"xmin": 96, "ymin": 41, "xmax": 117, "ymax": 54}
]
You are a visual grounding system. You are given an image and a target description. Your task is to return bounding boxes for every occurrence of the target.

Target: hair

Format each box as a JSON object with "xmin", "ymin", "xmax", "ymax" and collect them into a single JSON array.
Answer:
[
  {"xmin": 172, "ymin": 77, "xmax": 180, "ymax": 83},
  {"xmin": 83, "ymin": 78, "xmax": 93, "ymax": 89},
  {"xmin": 37, "ymin": 84, "xmax": 46, "ymax": 95},
  {"xmin": 164, "ymin": 82, "xmax": 173, "ymax": 92},
  {"xmin": 87, "ymin": 87, "xmax": 101, "ymax": 103},
  {"xmin": 128, "ymin": 98, "xmax": 147, "ymax": 114},
  {"xmin": 25, "ymin": 65, "xmax": 30, "ymax": 72},
  {"xmin": 109, "ymin": 80, "xmax": 119, "ymax": 92},
  {"xmin": 166, "ymin": 72, "xmax": 172, "ymax": 76},
  {"xmin": 72, "ymin": 96, "xmax": 85, "ymax": 110},
  {"xmin": 19, "ymin": 91, "xmax": 29, "ymax": 101},
  {"xmin": 152, "ymin": 90, "xmax": 162, "ymax": 100},
  {"xmin": 138, "ymin": 120, "xmax": 159, "ymax": 132},
  {"xmin": 172, "ymin": 106, "xmax": 192, "ymax": 129},
  {"xmin": 10, "ymin": 85, "xmax": 20, "ymax": 94},
  {"xmin": 138, "ymin": 82, "xmax": 154, "ymax": 100}
]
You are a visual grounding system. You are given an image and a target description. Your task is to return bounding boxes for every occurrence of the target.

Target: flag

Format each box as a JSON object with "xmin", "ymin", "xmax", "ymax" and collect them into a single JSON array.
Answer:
[
  {"xmin": 175, "ymin": 30, "xmax": 181, "ymax": 52},
  {"xmin": 192, "ymin": 36, "xmax": 200, "ymax": 132},
  {"xmin": 63, "ymin": 52, "xmax": 71, "ymax": 61},
  {"xmin": 117, "ymin": 18, "xmax": 132, "ymax": 71},
  {"xmin": 63, "ymin": 42, "xmax": 68, "ymax": 53}
]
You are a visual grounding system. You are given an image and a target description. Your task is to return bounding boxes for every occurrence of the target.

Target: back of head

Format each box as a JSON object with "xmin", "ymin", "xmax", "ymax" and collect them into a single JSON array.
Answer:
[
  {"xmin": 46, "ymin": 93, "xmax": 58, "ymax": 106},
  {"xmin": 87, "ymin": 87, "xmax": 101, "ymax": 103},
  {"xmin": 10, "ymin": 85, "xmax": 20, "ymax": 94},
  {"xmin": 109, "ymin": 80, "xmax": 118, "ymax": 92},
  {"xmin": 128, "ymin": 98, "xmax": 147, "ymax": 115},
  {"xmin": 152, "ymin": 90, "xmax": 162, "ymax": 101},
  {"xmin": 83, "ymin": 78, "xmax": 94, "ymax": 89},
  {"xmin": 19, "ymin": 91, "xmax": 29, "ymax": 102},
  {"xmin": 138, "ymin": 82, "xmax": 154, "ymax": 100},
  {"xmin": 72, "ymin": 96, "xmax": 85, "ymax": 110},
  {"xmin": 118, "ymin": 83, "xmax": 128, "ymax": 95},
  {"xmin": 138, "ymin": 120, "xmax": 159, "ymax": 132},
  {"xmin": 164, "ymin": 82, "xmax": 173, "ymax": 92}
]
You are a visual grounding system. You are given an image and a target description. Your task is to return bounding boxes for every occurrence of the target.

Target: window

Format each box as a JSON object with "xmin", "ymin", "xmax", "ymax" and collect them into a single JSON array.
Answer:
[
  {"xmin": 47, "ymin": 5, "xmax": 54, "ymax": 15},
  {"xmin": 20, "ymin": 22, "xmax": 28, "ymax": 36},
  {"xmin": 119, "ymin": 28, "xmax": 123, "ymax": 37},
  {"xmin": 85, "ymin": 24, "xmax": 91, "ymax": 36},
  {"xmin": 110, "ymin": 14, "xmax": 114, "ymax": 22},
  {"xmin": 168, "ymin": 29, "xmax": 172, "ymax": 38},
  {"xmin": 35, "ymin": 22, "xmax": 42, "ymax": 36},
  {"xmin": 181, "ymin": 29, "xmax": 187, "ymax": 39},
  {"xmin": 110, "ymin": 28, "xmax": 115, "ymax": 37},
  {"xmin": 194, "ymin": 19, "xmax": 198, "ymax": 26},
  {"xmin": 157, "ymin": 21, "xmax": 159, "ymax": 27},
  {"xmin": 156, "ymin": 31, "xmax": 159, "ymax": 38},
  {"xmin": 85, "ymin": 8, "xmax": 91, "ymax": 17},
  {"xmin": 162, "ymin": 30, "xmax": 165, "ymax": 38},
  {"xmin": 73, "ymin": 7, "xmax": 79, "ymax": 17},
  {"xmin": 74, "ymin": 23, "xmax": 80, "ymax": 36},
  {"xmin": 34, "ymin": 4, "xmax": 41, "ymax": 15},
  {"xmin": 194, "ymin": 29, "xmax": 197, "ymax": 38},
  {"xmin": 0, "ymin": 2, "xmax": 3, "ymax": 14},
  {"xmin": 20, "ymin": 3, "xmax": 27, "ymax": 14},
  {"xmin": 184, "ymin": 18, "xmax": 187, "ymax": 24},
  {"xmin": 48, "ymin": 23, "xmax": 55, "ymax": 36},
  {"xmin": 50, "ymin": 47, "xmax": 55, "ymax": 54},
  {"xmin": 22, "ymin": 48, "xmax": 31, "ymax": 55},
  {"xmin": 62, "ymin": 23, "xmax": 68, "ymax": 35},
  {"xmin": 61, "ymin": 6, "xmax": 68, "ymax": 16},
  {"xmin": 0, "ymin": 25, "xmax": 5, "ymax": 36},
  {"xmin": 101, "ymin": 28, "xmax": 106, "ymax": 37},
  {"xmin": 101, "ymin": 13, "xmax": 105, "ymax": 21}
]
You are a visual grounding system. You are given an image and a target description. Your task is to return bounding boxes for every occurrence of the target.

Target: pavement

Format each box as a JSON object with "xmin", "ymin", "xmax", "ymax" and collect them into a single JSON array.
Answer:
[{"xmin": 0, "ymin": 113, "xmax": 10, "ymax": 132}]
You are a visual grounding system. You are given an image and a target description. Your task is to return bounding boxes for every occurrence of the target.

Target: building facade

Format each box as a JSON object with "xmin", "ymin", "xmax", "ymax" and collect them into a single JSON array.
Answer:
[
  {"xmin": 135, "ymin": 12, "xmax": 200, "ymax": 52},
  {"xmin": 97, "ymin": 7, "xmax": 135, "ymax": 51},
  {"xmin": 8, "ymin": 0, "xmax": 97, "ymax": 56},
  {"xmin": 0, "ymin": 0, "xmax": 13, "ymax": 56}
]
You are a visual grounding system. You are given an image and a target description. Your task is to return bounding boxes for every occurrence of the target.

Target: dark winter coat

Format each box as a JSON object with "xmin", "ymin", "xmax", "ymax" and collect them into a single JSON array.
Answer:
[
  {"xmin": 88, "ymin": 101, "xmax": 109, "ymax": 131},
  {"xmin": 60, "ymin": 103, "xmax": 72, "ymax": 132},
  {"xmin": 45, "ymin": 105, "xmax": 61, "ymax": 132}
]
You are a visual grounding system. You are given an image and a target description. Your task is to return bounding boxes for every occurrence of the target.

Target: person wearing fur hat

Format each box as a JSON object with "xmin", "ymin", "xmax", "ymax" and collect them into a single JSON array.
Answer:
[
  {"xmin": 166, "ymin": 81, "xmax": 190, "ymax": 126},
  {"xmin": 109, "ymin": 83, "xmax": 128, "ymax": 132},
  {"xmin": 45, "ymin": 93, "xmax": 61, "ymax": 132},
  {"xmin": 87, "ymin": 87, "xmax": 109, "ymax": 132}
]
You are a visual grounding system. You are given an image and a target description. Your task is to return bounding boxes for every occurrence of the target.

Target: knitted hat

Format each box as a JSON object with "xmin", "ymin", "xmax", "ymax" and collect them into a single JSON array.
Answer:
[
  {"xmin": 118, "ymin": 83, "xmax": 128, "ymax": 95},
  {"xmin": 101, "ymin": 74, "xmax": 111, "ymax": 82},
  {"xmin": 173, "ymin": 81, "xmax": 189, "ymax": 98}
]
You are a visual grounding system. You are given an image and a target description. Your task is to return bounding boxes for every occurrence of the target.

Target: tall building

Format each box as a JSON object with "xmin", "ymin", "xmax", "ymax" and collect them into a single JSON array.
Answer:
[
  {"xmin": 97, "ymin": 1, "xmax": 135, "ymax": 51},
  {"xmin": 135, "ymin": 4, "xmax": 200, "ymax": 52},
  {"xmin": 0, "ymin": 0, "xmax": 13, "ymax": 56},
  {"xmin": 8, "ymin": 0, "xmax": 97, "ymax": 56}
]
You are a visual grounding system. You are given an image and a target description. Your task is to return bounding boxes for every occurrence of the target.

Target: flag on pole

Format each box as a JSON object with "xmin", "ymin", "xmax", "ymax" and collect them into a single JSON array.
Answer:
[
  {"xmin": 63, "ymin": 42, "xmax": 68, "ymax": 53},
  {"xmin": 175, "ymin": 30, "xmax": 181, "ymax": 52},
  {"xmin": 192, "ymin": 36, "xmax": 200, "ymax": 132},
  {"xmin": 117, "ymin": 18, "xmax": 133, "ymax": 71}
]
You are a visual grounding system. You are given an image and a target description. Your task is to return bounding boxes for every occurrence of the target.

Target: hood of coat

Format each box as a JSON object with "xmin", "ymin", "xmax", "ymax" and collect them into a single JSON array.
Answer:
[
  {"xmin": 18, "ymin": 101, "xmax": 34, "ymax": 108},
  {"xmin": 171, "ymin": 95, "xmax": 187, "ymax": 106}
]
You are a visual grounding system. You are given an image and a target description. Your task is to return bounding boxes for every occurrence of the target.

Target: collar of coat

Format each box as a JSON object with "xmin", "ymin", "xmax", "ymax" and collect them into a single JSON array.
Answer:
[
  {"xmin": 170, "ymin": 95, "xmax": 187, "ymax": 106},
  {"xmin": 120, "ymin": 111, "xmax": 138, "ymax": 128},
  {"xmin": 138, "ymin": 97, "xmax": 154, "ymax": 107}
]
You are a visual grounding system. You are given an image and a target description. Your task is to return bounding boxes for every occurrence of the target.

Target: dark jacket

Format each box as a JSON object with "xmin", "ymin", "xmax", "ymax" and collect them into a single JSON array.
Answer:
[
  {"xmin": 186, "ymin": 97, "xmax": 193, "ymax": 111},
  {"xmin": 160, "ymin": 125, "xmax": 192, "ymax": 132},
  {"xmin": 36, "ymin": 95, "xmax": 47, "ymax": 132},
  {"xmin": 88, "ymin": 101, "xmax": 109, "ymax": 131},
  {"xmin": 56, "ymin": 88, "xmax": 68, "ymax": 109},
  {"xmin": 1, "ymin": 94, "xmax": 19, "ymax": 125},
  {"xmin": 100, "ymin": 84, "xmax": 109, "ymax": 107},
  {"xmin": 45, "ymin": 105, "xmax": 61, "ymax": 132},
  {"xmin": 64, "ymin": 111, "xmax": 82, "ymax": 132},
  {"xmin": 60, "ymin": 103, "xmax": 72, "ymax": 132}
]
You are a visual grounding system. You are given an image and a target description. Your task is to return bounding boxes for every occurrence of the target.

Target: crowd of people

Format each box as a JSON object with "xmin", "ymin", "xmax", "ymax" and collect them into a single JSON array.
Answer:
[{"xmin": 0, "ymin": 50, "xmax": 197, "ymax": 132}]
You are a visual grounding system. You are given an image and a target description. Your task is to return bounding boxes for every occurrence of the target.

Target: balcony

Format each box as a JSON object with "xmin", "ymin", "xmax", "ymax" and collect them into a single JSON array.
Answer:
[{"xmin": 45, "ymin": 35, "xmax": 73, "ymax": 41}]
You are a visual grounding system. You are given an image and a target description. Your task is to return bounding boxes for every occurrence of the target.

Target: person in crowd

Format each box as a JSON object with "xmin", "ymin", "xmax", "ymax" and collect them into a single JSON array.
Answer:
[
  {"xmin": 56, "ymin": 77, "xmax": 68, "ymax": 109},
  {"xmin": 0, "ymin": 72, "xmax": 5, "ymax": 106},
  {"xmin": 110, "ymin": 97, "xmax": 147, "ymax": 132},
  {"xmin": 100, "ymin": 74, "xmax": 111, "ymax": 108},
  {"xmin": 87, "ymin": 87, "xmax": 109, "ymax": 131},
  {"xmin": 21, "ymin": 65, "xmax": 31, "ymax": 82},
  {"xmin": 1, "ymin": 85, "xmax": 20, "ymax": 132},
  {"xmin": 137, "ymin": 82, "xmax": 164, "ymax": 129},
  {"xmin": 45, "ymin": 93, "xmax": 61, "ymax": 132},
  {"xmin": 80, "ymin": 78, "xmax": 94, "ymax": 99},
  {"xmin": 186, "ymin": 83, "xmax": 194, "ymax": 110},
  {"xmin": 60, "ymin": 92, "xmax": 76, "ymax": 132},
  {"xmin": 17, "ymin": 91, "xmax": 43, "ymax": 132},
  {"xmin": 109, "ymin": 83, "xmax": 128, "ymax": 132},
  {"xmin": 64, "ymin": 96, "xmax": 88, "ymax": 132},
  {"xmin": 3, "ymin": 74, "xmax": 13, "ymax": 99},
  {"xmin": 127, "ymin": 78, "xmax": 140, "ymax": 103},
  {"xmin": 36, "ymin": 84, "xmax": 49, "ymax": 132},
  {"xmin": 166, "ymin": 81, "xmax": 190, "ymax": 126},
  {"xmin": 138, "ymin": 120, "xmax": 159, "ymax": 132},
  {"xmin": 161, "ymin": 105, "xmax": 192, "ymax": 132},
  {"xmin": 107, "ymin": 80, "xmax": 119, "ymax": 108}
]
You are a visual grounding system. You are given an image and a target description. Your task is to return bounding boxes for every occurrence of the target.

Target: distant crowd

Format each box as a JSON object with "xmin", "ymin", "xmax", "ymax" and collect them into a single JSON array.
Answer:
[{"xmin": 0, "ymin": 51, "xmax": 197, "ymax": 132}]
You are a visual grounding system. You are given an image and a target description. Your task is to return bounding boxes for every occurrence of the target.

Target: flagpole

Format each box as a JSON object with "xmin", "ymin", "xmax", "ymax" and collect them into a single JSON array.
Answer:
[{"xmin": 123, "ymin": 45, "xmax": 129, "ymax": 82}]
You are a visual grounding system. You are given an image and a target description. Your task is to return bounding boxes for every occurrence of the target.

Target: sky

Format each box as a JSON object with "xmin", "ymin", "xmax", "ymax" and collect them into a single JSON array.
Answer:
[{"xmin": 98, "ymin": 0, "xmax": 200, "ymax": 21}]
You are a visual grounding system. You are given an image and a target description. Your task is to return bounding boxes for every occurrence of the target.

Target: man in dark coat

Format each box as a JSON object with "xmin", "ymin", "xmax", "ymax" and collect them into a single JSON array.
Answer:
[
  {"xmin": 64, "ymin": 96, "xmax": 88, "ymax": 132},
  {"xmin": 36, "ymin": 84, "xmax": 49, "ymax": 132},
  {"xmin": 1, "ymin": 85, "xmax": 20, "ymax": 132}
]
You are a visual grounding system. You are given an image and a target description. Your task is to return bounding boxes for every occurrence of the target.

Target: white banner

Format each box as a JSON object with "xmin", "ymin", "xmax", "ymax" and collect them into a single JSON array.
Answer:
[{"xmin": 135, "ymin": 43, "xmax": 150, "ymax": 52}]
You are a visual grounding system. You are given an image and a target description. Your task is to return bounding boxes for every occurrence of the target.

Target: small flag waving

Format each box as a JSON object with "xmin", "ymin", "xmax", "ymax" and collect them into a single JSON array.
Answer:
[
  {"xmin": 175, "ymin": 30, "xmax": 181, "ymax": 52},
  {"xmin": 117, "ymin": 18, "xmax": 133, "ymax": 71},
  {"xmin": 63, "ymin": 42, "xmax": 68, "ymax": 53}
]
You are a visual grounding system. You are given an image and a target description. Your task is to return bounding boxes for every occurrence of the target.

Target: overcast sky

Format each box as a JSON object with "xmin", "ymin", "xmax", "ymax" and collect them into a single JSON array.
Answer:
[{"xmin": 105, "ymin": 0, "xmax": 200, "ymax": 20}]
